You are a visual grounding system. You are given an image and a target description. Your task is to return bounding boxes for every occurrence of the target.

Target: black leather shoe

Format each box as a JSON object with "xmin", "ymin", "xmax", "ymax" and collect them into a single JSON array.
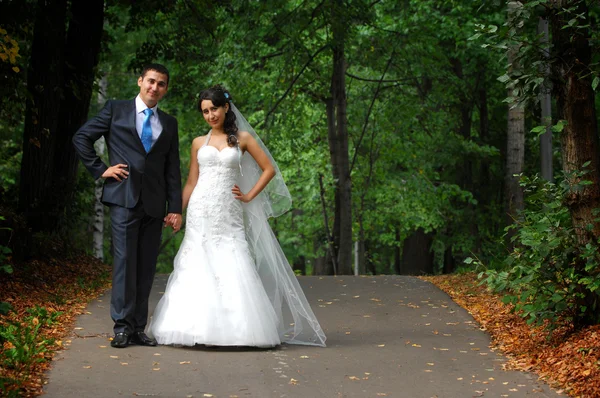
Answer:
[
  {"xmin": 110, "ymin": 332, "xmax": 130, "ymax": 348},
  {"xmin": 130, "ymin": 331, "xmax": 157, "ymax": 346}
]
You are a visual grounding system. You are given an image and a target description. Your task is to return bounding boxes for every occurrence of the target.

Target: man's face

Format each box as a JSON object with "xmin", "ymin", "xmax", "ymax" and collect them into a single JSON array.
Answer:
[{"xmin": 137, "ymin": 70, "xmax": 168, "ymax": 108}]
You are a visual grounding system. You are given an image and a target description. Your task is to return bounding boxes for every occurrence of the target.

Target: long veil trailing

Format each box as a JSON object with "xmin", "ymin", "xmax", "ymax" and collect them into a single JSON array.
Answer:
[{"xmin": 232, "ymin": 103, "xmax": 326, "ymax": 347}]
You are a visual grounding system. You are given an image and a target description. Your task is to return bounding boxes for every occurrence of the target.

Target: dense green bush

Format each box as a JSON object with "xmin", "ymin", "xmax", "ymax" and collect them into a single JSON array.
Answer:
[{"xmin": 477, "ymin": 172, "xmax": 600, "ymax": 330}]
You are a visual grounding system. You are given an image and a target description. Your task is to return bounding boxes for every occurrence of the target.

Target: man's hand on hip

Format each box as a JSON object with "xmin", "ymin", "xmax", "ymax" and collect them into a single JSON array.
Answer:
[{"xmin": 102, "ymin": 164, "xmax": 129, "ymax": 181}]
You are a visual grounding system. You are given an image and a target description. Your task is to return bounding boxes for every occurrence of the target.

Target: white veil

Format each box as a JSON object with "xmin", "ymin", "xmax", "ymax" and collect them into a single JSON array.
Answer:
[{"xmin": 232, "ymin": 102, "xmax": 327, "ymax": 347}]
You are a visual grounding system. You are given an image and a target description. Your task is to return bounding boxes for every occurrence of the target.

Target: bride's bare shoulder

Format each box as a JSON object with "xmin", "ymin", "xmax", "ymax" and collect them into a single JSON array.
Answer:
[
  {"xmin": 237, "ymin": 131, "xmax": 253, "ymax": 152},
  {"xmin": 237, "ymin": 130, "xmax": 255, "ymax": 143},
  {"xmin": 192, "ymin": 134, "xmax": 208, "ymax": 150}
]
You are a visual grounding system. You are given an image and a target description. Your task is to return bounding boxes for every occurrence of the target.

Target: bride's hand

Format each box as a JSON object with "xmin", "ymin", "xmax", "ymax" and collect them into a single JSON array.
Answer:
[{"xmin": 232, "ymin": 184, "xmax": 250, "ymax": 203}]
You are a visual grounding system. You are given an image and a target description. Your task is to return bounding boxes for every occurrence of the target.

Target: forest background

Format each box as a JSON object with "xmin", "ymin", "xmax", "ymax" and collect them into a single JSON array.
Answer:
[{"xmin": 2, "ymin": 0, "xmax": 600, "ymax": 332}]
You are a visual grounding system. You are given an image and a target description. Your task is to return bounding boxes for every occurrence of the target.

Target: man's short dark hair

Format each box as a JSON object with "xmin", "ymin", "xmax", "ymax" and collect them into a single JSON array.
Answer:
[{"xmin": 140, "ymin": 63, "xmax": 170, "ymax": 84}]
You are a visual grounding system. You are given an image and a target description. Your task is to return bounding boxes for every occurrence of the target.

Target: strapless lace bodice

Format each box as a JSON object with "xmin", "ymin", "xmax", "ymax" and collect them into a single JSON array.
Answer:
[
  {"xmin": 198, "ymin": 145, "xmax": 241, "ymax": 188},
  {"xmin": 185, "ymin": 144, "xmax": 244, "ymax": 238}
]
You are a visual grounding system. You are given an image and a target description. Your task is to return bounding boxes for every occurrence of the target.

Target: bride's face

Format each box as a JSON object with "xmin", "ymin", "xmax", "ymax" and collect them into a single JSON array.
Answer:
[{"xmin": 201, "ymin": 100, "xmax": 228, "ymax": 129}]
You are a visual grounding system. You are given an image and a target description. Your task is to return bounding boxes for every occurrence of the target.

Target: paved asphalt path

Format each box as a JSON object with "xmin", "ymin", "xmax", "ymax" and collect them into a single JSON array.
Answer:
[{"xmin": 42, "ymin": 275, "xmax": 563, "ymax": 398}]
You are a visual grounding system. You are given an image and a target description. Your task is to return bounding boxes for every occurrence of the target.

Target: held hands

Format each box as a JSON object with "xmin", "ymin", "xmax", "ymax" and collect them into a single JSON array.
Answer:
[
  {"xmin": 164, "ymin": 213, "xmax": 182, "ymax": 233},
  {"xmin": 232, "ymin": 185, "xmax": 251, "ymax": 203},
  {"xmin": 102, "ymin": 164, "xmax": 129, "ymax": 181}
]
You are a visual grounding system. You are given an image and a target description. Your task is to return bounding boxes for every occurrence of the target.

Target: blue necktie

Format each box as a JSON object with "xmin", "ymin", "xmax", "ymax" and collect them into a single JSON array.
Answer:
[{"xmin": 141, "ymin": 108, "xmax": 153, "ymax": 153}]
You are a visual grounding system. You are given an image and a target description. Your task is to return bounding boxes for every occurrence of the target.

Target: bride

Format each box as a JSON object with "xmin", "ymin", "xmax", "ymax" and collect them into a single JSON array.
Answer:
[{"xmin": 148, "ymin": 85, "xmax": 326, "ymax": 348}]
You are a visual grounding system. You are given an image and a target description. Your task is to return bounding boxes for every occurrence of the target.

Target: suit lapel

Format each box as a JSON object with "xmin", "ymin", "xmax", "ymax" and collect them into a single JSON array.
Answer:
[
  {"xmin": 128, "ymin": 99, "xmax": 146, "ymax": 153},
  {"xmin": 149, "ymin": 109, "xmax": 169, "ymax": 153}
]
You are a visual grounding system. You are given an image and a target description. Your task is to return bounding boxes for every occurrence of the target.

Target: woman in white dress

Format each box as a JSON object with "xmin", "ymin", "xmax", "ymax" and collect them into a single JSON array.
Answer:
[{"xmin": 148, "ymin": 85, "xmax": 326, "ymax": 348}]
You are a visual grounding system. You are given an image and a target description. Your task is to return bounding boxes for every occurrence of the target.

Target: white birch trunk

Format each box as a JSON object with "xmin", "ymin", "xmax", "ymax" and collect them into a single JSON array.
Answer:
[
  {"xmin": 504, "ymin": 2, "xmax": 525, "ymax": 231},
  {"xmin": 354, "ymin": 241, "xmax": 359, "ymax": 276},
  {"xmin": 92, "ymin": 75, "xmax": 107, "ymax": 260}
]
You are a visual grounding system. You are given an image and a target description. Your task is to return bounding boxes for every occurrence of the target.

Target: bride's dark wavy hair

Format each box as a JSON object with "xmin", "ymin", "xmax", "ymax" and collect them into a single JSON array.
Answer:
[{"xmin": 198, "ymin": 84, "xmax": 238, "ymax": 146}]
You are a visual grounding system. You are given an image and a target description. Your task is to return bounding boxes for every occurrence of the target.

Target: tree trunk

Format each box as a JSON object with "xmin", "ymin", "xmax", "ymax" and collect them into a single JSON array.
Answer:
[
  {"xmin": 51, "ymin": 0, "xmax": 105, "ymax": 230},
  {"xmin": 476, "ymin": 67, "xmax": 491, "ymax": 252},
  {"xmin": 550, "ymin": 1, "xmax": 600, "ymax": 246},
  {"xmin": 356, "ymin": 222, "xmax": 366, "ymax": 275},
  {"xmin": 293, "ymin": 255, "xmax": 306, "ymax": 276},
  {"xmin": 449, "ymin": 57, "xmax": 479, "ymax": 250},
  {"xmin": 325, "ymin": 98, "xmax": 340, "ymax": 270},
  {"xmin": 504, "ymin": 103, "xmax": 525, "ymax": 221},
  {"xmin": 504, "ymin": 2, "xmax": 525, "ymax": 245},
  {"xmin": 479, "ymin": 69, "xmax": 490, "ymax": 183},
  {"xmin": 364, "ymin": 240, "xmax": 376, "ymax": 275},
  {"xmin": 18, "ymin": 0, "xmax": 68, "ymax": 232},
  {"xmin": 353, "ymin": 241, "xmax": 358, "ymax": 275},
  {"xmin": 330, "ymin": 0, "xmax": 353, "ymax": 275},
  {"xmin": 538, "ymin": 17, "xmax": 553, "ymax": 182},
  {"xmin": 443, "ymin": 247, "xmax": 455, "ymax": 274},
  {"xmin": 312, "ymin": 234, "xmax": 333, "ymax": 275},
  {"xmin": 549, "ymin": 0, "xmax": 600, "ymax": 327},
  {"xmin": 318, "ymin": 173, "xmax": 337, "ymax": 274},
  {"xmin": 400, "ymin": 228, "xmax": 434, "ymax": 275},
  {"xmin": 18, "ymin": 0, "xmax": 104, "ymax": 236},
  {"xmin": 393, "ymin": 228, "xmax": 401, "ymax": 274}
]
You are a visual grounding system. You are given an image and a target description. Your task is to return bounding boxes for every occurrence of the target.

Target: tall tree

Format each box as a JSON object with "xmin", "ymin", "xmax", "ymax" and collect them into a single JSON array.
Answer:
[
  {"xmin": 19, "ymin": 0, "xmax": 104, "ymax": 235},
  {"xmin": 549, "ymin": 0, "xmax": 600, "ymax": 247},
  {"xmin": 328, "ymin": 0, "xmax": 353, "ymax": 275},
  {"xmin": 538, "ymin": 16, "xmax": 553, "ymax": 182},
  {"xmin": 51, "ymin": 0, "xmax": 104, "ymax": 229},
  {"xmin": 19, "ymin": 0, "xmax": 68, "ymax": 231},
  {"xmin": 504, "ymin": 1, "xmax": 525, "ymax": 245}
]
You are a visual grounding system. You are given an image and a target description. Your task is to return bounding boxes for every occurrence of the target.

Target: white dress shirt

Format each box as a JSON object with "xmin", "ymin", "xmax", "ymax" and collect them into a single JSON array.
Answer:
[{"xmin": 135, "ymin": 95, "xmax": 163, "ymax": 148}]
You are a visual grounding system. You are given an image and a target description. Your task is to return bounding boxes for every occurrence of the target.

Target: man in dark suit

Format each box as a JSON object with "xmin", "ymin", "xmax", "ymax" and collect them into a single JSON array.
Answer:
[{"xmin": 73, "ymin": 64, "xmax": 183, "ymax": 348}]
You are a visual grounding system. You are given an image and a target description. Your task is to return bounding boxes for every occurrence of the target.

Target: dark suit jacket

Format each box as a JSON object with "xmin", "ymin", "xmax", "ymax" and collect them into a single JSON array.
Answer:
[{"xmin": 73, "ymin": 99, "xmax": 182, "ymax": 218}]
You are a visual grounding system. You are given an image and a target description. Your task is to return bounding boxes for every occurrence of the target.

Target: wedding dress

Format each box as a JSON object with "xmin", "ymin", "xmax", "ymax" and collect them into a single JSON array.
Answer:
[{"xmin": 148, "ymin": 130, "xmax": 326, "ymax": 347}]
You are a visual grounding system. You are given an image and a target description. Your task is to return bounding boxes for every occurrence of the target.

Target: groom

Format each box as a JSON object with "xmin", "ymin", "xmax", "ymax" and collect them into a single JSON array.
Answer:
[{"xmin": 73, "ymin": 64, "xmax": 183, "ymax": 348}]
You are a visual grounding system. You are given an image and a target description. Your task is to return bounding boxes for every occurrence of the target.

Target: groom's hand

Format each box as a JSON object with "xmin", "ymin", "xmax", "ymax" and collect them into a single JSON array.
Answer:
[{"xmin": 102, "ymin": 164, "xmax": 129, "ymax": 182}]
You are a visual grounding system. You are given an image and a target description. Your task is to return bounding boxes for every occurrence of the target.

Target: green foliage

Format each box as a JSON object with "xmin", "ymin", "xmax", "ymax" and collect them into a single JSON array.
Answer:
[
  {"xmin": 24, "ymin": 305, "xmax": 62, "ymax": 326},
  {"xmin": 95, "ymin": 0, "xmax": 511, "ymax": 274},
  {"xmin": 0, "ymin": 216, "xmax": 12, "ymax": 275},
  {"xmin": 0, "ymin": 215, "xmax": 13, "ymax": 315},
  {"xmin": 0, "ymin": 140, "xmax": 21, "ymax": 206},
  {"xmin": 0, "ymin": 0, "xmax": 516, "ymax": 275},
  {"xmin": 0, "ymin": 306, "xmax": 58, "ymax": 372},
  {"xmin": 0, "ymin": 302, "xmax": 10, "ymax": 316},
  {"xmin": 0, "ymin": 245, "xmax": 11, "ymax": 275},
  {"xmin": 0, "ymin": 18, "xmax": 30, "ymax": 146},
  {"xmin": 473, "ymin": 0, "xmax": 600, "ymax": 106},
  {"xmin": 479, "ymin": 173, "xmax": 600, "ymax": 330}
]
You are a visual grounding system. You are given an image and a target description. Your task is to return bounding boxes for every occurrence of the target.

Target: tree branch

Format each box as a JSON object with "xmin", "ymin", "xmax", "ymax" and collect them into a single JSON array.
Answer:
[
  {"xmin": 346, "ymin": 72, "xmax": 416, "ymax": 83},
  {"xmin": 264, "ymin": 44, "xmax": 330, "ymax": 122},
  {"xmin": 350, "ymin": 50, "xmax": 395, "ymax": 173},
  {"xmin": 319, "ymin": 173, "xmax": 338, "ymax": 276},
  {"xmin": 182, "ymin": 0, "xmax": 216, "ymax": 40},
  {"xmin": 266, "ymin": 0, "xmax": 325, "ymax": 47}
]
